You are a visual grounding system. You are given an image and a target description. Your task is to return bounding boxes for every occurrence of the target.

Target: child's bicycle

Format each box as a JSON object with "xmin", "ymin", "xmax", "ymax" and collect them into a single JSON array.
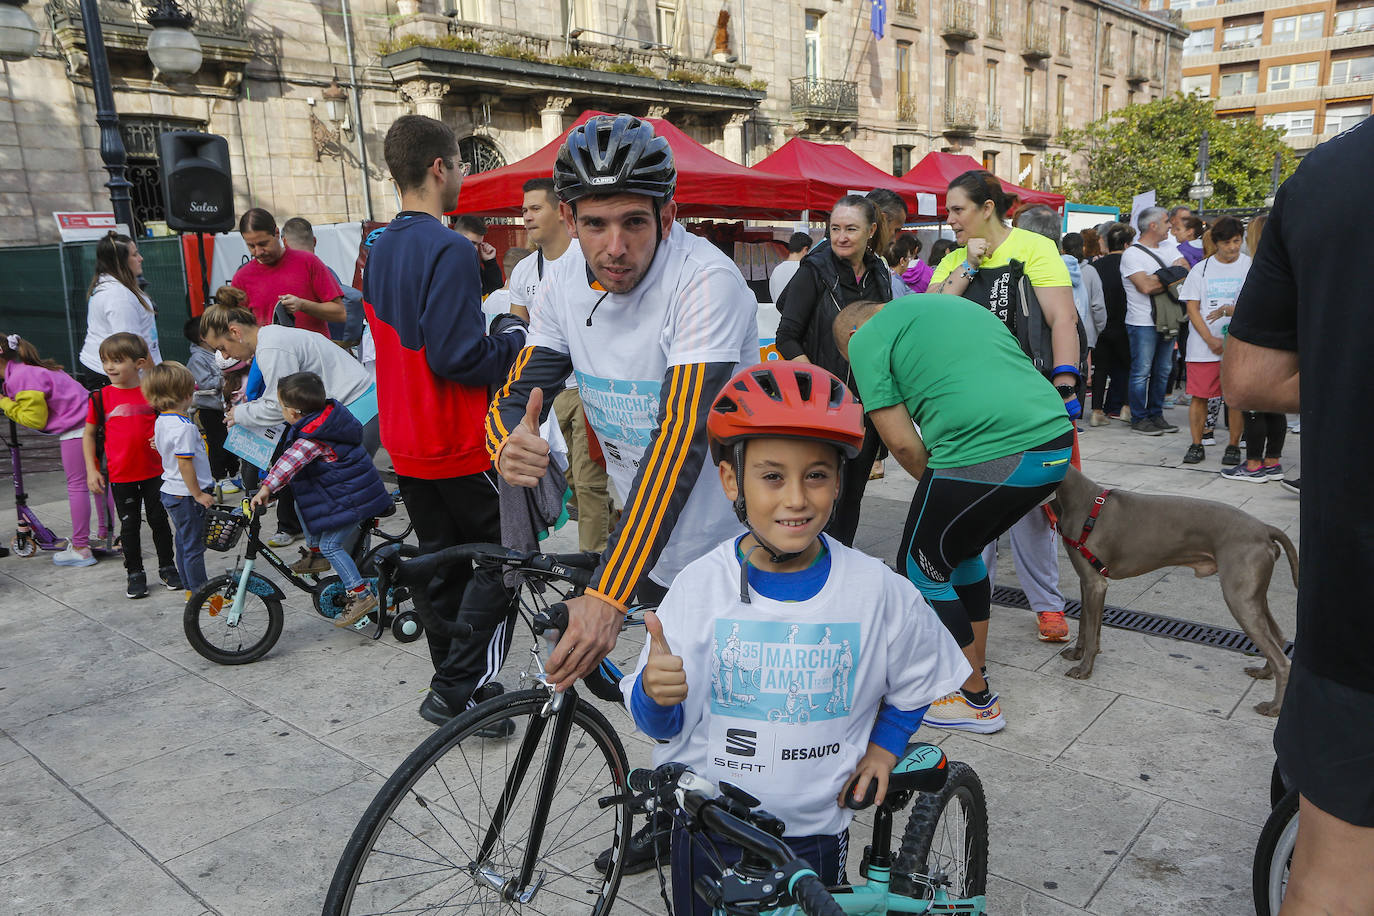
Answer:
[
  {"xmin": 323, "ymin": 542, "xmax": 641, "ymax": 915},
  {"xmin": 185, "ymin": 499, "xmax": 418, "ymax": 664},
  {"xmin": 628, "ymin": 754, "xmax": 988, "ymax": 916}
]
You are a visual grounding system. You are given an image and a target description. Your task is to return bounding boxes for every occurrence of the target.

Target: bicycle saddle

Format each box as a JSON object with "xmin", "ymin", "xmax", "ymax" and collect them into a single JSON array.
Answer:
[{"xmin": 844, "ymin": 743, "xmax": 950, "ymax": 811}]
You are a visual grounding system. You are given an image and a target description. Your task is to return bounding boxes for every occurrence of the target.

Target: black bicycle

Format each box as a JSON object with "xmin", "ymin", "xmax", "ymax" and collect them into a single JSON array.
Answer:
[
  {"xmin": 324, "ymin": 543, "xmax": 639, "ymax": 915},
  {"xmin": 1253, "ymin": 761, "xmax": 1298, "ymax": 916}
]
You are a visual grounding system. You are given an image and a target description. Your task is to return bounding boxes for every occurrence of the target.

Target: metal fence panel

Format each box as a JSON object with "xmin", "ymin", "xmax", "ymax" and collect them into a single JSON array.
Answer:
[{"xmin": 0, "ymin": 237, "xmax": 192, "ymax": 370}]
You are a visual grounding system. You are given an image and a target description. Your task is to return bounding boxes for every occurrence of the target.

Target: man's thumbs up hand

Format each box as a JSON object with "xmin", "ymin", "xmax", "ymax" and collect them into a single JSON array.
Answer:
[
  {"xmin": 496, "ymin": 387, "xmax": 551, "ymax": 488},
  {"xmin": 642, "ymin": 611, "xmax": 687, "ymax": 706}
]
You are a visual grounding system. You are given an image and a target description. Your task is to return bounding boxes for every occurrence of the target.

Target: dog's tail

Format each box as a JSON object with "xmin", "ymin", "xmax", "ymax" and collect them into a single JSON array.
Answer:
[{"xmin": 1268, "ymin": 526, "xmax": 1299, "ymax": 588}]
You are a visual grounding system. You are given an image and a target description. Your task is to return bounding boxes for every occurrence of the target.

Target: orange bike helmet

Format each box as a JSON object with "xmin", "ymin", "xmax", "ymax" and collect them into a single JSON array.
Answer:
[{"xmin": 708, "ymin": 362, "xmax": 865, "ymax": 463}]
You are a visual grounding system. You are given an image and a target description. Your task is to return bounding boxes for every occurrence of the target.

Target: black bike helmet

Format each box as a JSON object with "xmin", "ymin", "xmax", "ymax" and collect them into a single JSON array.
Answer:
[{"xmin": 553, "ymin": 114, "xmax": 676, "ymax": 205}]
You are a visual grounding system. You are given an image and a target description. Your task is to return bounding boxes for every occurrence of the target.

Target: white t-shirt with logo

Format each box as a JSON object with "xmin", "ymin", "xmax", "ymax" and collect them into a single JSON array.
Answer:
[
  {"xmin": 510, "ymin": 243, "xmax": 579, "ymax": 389},
  {"xmin": 154, "ymin": 412, "xmax": 213, "ymax": 496},
  {"xmin": 623, "ymin": 537, "xmax": 971, "ymax": 836},
  {"xmin": 528, "ymin": 223, "xmax": 759, "ymax": 586},
  {"xmin": 1179, "ymin": 254, "xmax": 1251, "ymax": 363},
  {"xmin": 1119, "ymin": 242, "xmax": 1185, "ymax": 328}
]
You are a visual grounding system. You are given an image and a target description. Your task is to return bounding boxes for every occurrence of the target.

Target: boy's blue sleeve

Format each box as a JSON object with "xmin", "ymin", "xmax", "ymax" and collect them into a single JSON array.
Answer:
[
  {"xmin": 630, "ymin": 673, "xmax": 684, "ymax": 741},
  {"xmin": 419, "ymin": 241, "xmax": 525, "ymax": 387},
  {"xmin": 868, "ymin": 702, "xmax": 929, "ymax": 757}
]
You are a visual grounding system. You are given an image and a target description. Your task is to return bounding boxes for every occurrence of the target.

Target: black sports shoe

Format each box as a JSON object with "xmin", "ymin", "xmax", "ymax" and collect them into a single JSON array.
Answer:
[
  {"xmin": 594, "ymin": 811, "xmax": 672, "ymax": 876},
  {"xmin": 1280, "ymin": 477, "xmax": 1301, "ymax": 495},
  {"xmin": 1221, "ymin": 445, "xmax": 1243, "ymax": 466},
  {"xmin": 126, "ymin": 570, "xmax": 148, "ymax": 599},
  {"xmin": 1182, "ymin": 444, "xmax": 1205, "ymax": 464},
  {"xmin": 159, "ymin": 565, "xmax": 182, "ymax": 590},
  {"xmin": 1131, "ymin": 419, "xmax": 1163, "ymax": 437},
  {"xmin": 1152, "ymin": 414, "xmax": 1180, "ymax": 434},
  {"xmin": 419, "ymin": 689, "xmax": 515, "ymax": 737}
]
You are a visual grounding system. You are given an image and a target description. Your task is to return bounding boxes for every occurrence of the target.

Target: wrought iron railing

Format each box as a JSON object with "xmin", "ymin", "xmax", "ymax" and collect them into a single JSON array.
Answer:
[
  {"xmin": 1022, "ymin": 23, "xmax": 1050, "ymax": 58},
  {"xmin": 944, "ymin": 97, "xmax": 979, "ymax": 132},
  {"xmin": 1022, "ymin": 113, "xmax": 1051, "ymax": 138},
  {"xmin": 791, "ymin": 77, "xmax": 859, "ymax": 117},
  {"xmin": 47, "ymin": 0, "xmax": 248, "ymax": 40},
  {"xmin": 941, "ymin": 1, "xmax": 978, "ymax": 39},
  {"xmin": 897, "ymin": 91, "xmax": 920, "ymax": 123},
  {"xmin": 986, "ymin": 103, "xmax": 1004, "ymax": 130}
]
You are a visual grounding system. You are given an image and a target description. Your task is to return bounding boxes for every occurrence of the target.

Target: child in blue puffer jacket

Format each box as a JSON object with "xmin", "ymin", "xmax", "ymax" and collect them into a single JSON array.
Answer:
[{"xmin": 250, "ymin": 371, "xmax": 391, "ymax": 628}]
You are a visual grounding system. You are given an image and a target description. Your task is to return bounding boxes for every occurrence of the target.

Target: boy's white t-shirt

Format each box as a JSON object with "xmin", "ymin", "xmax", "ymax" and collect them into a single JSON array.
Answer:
[
  {"xmin": 623, "ymin": 536, "xmax": 971, "ymax": 836},
  {"xmin": 1179, "ymin": 254, "xmax": 1251, "ymax": 363},
  {"xmin": 154, "ymin": 412, "xmax": 212, "ymax": 495}
]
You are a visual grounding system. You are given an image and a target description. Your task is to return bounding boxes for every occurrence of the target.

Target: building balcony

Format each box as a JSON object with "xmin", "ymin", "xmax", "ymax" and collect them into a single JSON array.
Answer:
[
  {"xmin": 1022, "ymin": 24, "xmax": 1051, "ymax": 60},
  {"xmin": 45, "ymin": 0, "xmax": 253, "ymax": 93},
  {"xmin": 896, "ymin": 0, "xmax": 918, "ymax": 15},
  {"xmin": 987, "ymin": 14, "xmax": 1005, "ymax": 41},
  {"xmin": 1127, "ymin": 61, "xmax": 1151, "ymax": 83},
  {"xmin": 943, "ymin": 97, "xmax": 980, "ymax": 136},
  {"xmin": 791, "ymin": 77, "xmax": 859, "ymax": 124},
  {"xmin": 986, "ymin": 103, "xmax": 1004, "ymax": 130},
  {"xmin": 1022, "ymin": 113, "xmax": 1052, "ymax": 144},
  {"xmin": 1219, "ymin": 37, "xmax": 1261, "ymax": 52},
  {"xmin": 897, "ymin": 91, "xmax": 920, "ymax": 123},
  {"xmin": 942, "ymin": 1, "xmax": 979, "ymax": 41}
]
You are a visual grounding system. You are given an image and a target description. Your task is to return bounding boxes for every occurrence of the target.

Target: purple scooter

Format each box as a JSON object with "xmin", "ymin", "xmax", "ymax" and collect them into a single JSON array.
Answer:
[{"xmin": 5, "ymin": 418, "xmax": 70, "ymax": 557}]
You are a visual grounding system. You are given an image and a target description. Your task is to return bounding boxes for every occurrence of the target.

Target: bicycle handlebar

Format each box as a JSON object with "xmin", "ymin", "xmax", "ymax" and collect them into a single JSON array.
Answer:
[
  {"xmin": 628, "ymin": 764, "xmax": 847, "ymax": 916},
  {"xmin": 376, "ymin": 543, "xmax": 601, "ymax": 639}
]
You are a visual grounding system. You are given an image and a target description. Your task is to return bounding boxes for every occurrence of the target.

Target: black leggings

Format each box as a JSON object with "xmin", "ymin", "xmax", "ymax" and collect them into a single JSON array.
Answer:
[
  {"xmin": 900, "ymin": 432, "xmax": 1074, "ymax": 647},
  {"xmin": 1243, "ymin": 412, "xmax": 1286, "ymax": 462},
  {"xmin": 111, "ymin": 476, "xmax": 176, "ymax": 574}
]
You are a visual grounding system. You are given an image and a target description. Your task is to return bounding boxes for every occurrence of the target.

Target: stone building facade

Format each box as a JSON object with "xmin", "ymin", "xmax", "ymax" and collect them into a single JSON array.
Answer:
[{"xmin": 0, "ymin": 0, "xmax": 1182, "ymax": 246}]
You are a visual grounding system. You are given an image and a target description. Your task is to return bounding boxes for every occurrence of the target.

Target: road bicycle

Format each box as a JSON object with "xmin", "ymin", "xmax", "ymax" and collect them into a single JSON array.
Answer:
[
  {"xmin": 185, "ymin": 499, "xmax": 416, "ymax": 664},
  {"xmin": 626, "ymin": 751, "xmax": 987, "ymax": 916},
  {"xmin": 1253, "ymin": 762, "xmax": 1297, "ymax": 916},
  {"xmin": 324, "ymin": 542, "xmax": 638, "ymax": 915}
]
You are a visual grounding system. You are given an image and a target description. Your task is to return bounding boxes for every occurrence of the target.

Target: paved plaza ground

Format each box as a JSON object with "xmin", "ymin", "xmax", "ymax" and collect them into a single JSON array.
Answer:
[{"xmin": 0, "ymin": 407, "xmax": 1300, "ymax": 914}]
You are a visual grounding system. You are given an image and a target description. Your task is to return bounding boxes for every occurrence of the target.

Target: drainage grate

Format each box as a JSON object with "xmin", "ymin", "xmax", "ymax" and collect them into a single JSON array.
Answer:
[{"xmin": 992, "ymin": 585, "xmax": 1295, "ymax": 658}]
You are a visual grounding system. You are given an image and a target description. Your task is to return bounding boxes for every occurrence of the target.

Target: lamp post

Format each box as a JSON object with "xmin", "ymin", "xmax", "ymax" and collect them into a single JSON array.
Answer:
[{"xmin": 0, "ymin": 0, "xmax": 201, "ymax": 235}]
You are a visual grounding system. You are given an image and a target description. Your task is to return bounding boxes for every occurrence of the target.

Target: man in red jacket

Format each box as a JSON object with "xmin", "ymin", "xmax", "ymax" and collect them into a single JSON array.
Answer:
[{"xmin": 363, "ymin": 114, "xmax": 527, "ymax": 725}]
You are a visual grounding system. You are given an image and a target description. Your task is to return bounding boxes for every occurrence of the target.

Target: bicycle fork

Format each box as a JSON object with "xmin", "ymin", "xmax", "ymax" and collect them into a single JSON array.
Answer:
[
  {"xmin": 226, "ymin": 558, "xmax": 256, "ymax": 627},
  {"xmin": 472, "ymin": 689, "xmax": 574, "ymax": 903}
]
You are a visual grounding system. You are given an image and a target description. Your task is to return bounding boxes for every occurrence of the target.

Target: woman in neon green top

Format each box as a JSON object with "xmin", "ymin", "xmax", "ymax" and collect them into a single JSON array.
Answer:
[{"xmin": 930, "ymin": 170, "xmax": 1082, "ymax": 411}]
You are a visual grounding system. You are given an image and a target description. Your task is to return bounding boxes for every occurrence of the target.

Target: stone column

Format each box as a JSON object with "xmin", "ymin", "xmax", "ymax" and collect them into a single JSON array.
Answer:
[
  {"xmin": 399, "ymin": 79, "xmax": 448, "ymax": 120},
  {"xmin": 539, "ymin": 95, "xmax": 572, "ymax": 143},
  {"xmin": 723, "ymin": 112, "xmax": 750, "ymax": 164}
]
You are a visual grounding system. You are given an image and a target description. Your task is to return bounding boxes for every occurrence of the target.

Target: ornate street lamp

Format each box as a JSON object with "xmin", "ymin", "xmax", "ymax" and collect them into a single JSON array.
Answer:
[
  {"xmin": 0, "ymin": 0, "xmax": 40, "ymax": 63},
  {"xmin": 145, "ymin": 0, "xmax": 202, "ymax": 80}
]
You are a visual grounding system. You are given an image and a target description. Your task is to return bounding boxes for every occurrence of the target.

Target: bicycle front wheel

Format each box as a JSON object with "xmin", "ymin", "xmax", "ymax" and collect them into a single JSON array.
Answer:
[
  {"xmin": 1253, "ymin": 788, "xmax": 1299, "ymax": 916},
  {"xmin": 326, "ymin": 688, "xmax": 632, "ymax": 915},
  {"xmin": 891, "ymin": 761, "xmax": 989, "ymax": 901},
  {"xmin": 184, "ymin": 572, "xmax": 284, "ymax": 665}
]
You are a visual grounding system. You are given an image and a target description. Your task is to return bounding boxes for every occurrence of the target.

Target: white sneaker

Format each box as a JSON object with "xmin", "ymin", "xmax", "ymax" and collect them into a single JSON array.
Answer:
[
  {"xmin": 267, "ymin": 530, "xmax": 302, "ymax": 548},
  {"xmin": 217, "ymin": 477, "xmax": 242, "ymax": 495},
  {"xmin": 53, "ymin": 546, "xmax": 97, "ymax": 568},
  {"xmin": 924, "ymin": 691, "xmax": 1005, "ymax": 734}
]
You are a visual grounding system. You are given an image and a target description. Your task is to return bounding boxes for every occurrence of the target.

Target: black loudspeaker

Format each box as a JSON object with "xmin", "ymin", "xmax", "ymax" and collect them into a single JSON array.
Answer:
[{"xmin": 157, "ymin": 131, "xmax": 235, "ymax": 233}]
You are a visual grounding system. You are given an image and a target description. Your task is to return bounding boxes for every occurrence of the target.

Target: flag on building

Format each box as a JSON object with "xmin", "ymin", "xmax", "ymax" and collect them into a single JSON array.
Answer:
[{"xmin": 871, "ymin": 0, "xmax": 886, "ymax": 40}]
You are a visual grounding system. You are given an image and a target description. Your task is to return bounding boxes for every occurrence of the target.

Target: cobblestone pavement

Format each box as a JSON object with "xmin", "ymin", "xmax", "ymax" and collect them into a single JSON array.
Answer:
[{"xmin": 0, "ymin": 408, "xmax": 1299, "ymax": 914}]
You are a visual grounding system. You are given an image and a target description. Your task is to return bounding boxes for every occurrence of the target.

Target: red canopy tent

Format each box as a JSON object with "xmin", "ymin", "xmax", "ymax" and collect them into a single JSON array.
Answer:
[
  {"xmin": 751, "ymin": 137, "xmax": 921, "ymax": 214},
  {"xmin": 452, "ymin": 110, "xmax": 809, "ymax": 219},
  {"xmin": 898, "ymin": 151, "xmax": 1065, "ymax": 220}
]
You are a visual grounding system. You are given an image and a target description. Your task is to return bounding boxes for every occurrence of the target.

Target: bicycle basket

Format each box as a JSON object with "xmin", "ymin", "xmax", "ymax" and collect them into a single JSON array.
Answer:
[{"xmin": 204, "ymin": 505, "xmax": 248, "ymax": 552}]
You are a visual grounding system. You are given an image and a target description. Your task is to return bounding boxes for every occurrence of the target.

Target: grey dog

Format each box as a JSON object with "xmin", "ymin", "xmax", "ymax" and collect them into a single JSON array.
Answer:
[{"xmin": 1047, "ymin": 466, "xmax": 1298, "ymax": 716}]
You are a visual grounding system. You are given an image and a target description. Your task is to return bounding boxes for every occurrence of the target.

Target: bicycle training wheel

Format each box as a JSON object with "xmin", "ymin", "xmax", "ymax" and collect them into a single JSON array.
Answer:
[
  {"xmin": 892, "ymin": 761, "xmax": 989, "ymax": 901},
  {"xmin": 183, "ymin": 572, "xmax": 284, "ymax": 665},
  {"xmin": 325, "ymin": 688, "xmax": 632, "ymax": 915},
  {"xmin": 1253, "ymin": 788, "xmax": 1299, "ymax": 916}
]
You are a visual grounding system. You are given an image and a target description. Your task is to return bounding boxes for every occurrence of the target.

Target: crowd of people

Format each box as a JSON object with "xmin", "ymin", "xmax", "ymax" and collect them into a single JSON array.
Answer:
[{"xmin": 4, "ymin": 108, "xmax": 1364, "ymax": 911}]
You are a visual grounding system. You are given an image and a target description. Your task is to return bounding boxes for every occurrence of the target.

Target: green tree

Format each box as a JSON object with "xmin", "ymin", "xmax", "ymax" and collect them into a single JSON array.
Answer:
[{"xmin": 1060, "ymin": 93, "xmax": 1297, "ymax": 210}]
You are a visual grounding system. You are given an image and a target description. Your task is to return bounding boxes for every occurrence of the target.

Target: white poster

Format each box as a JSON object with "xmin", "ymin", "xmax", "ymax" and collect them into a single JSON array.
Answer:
[{"xmin": 1129, "ymin": 190, "xmax": 1157, "ymax": 232}]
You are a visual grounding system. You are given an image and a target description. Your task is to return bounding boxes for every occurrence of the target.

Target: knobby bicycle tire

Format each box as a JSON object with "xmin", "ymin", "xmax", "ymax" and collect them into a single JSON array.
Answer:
[
  {"xmin": 890, "ymin": 761, "xmax": 989, "ymax": 902},
  {"xmin": 183, "ymin": 572, "xmax": 284, "ymax": 665},
  {"xmin": 1253, "ymin": 787, "xmax": 1299, "ymax": 916},
  {"xmin": 325, "ymin": 688, "xmax": 632, "ymax": 915}
]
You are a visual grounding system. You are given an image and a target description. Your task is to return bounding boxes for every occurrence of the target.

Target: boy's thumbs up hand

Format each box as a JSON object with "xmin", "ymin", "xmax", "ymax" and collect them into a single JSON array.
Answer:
[
  {"xmin": 496, "ymin": 387, "xmax": 550, "ymax": 488},
  {"xmin": 642, "ymin": 611, "xmax": 687, "ymax": 706}
]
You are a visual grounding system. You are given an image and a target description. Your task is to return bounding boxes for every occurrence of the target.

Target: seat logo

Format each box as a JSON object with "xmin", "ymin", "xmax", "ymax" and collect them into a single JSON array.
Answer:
[{"xmin": 725, "ymin": 728, "xmax": 756, "ymax": 757}]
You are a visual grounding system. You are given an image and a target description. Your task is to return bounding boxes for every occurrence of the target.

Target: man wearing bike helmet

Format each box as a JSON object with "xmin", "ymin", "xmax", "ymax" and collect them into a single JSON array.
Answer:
[
  {"xmin": 488, "ymin": 113, "xmax": 759, "ymax": 684},
  {"xmin": 624, "ymin": 362, "xmax": 969, "ymax": 916}
]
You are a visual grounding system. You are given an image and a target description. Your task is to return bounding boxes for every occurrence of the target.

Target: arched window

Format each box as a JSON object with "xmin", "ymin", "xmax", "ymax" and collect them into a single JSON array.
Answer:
[{"xmin": 459, "ymin": 135, "xmax": 506, "ymax": 174}]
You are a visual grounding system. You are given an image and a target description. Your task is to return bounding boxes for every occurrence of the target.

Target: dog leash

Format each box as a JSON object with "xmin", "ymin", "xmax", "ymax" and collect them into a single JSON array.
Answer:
[{"xmin": 1058, "ymin": 488, "xmax": 1113, "ymax": 578}]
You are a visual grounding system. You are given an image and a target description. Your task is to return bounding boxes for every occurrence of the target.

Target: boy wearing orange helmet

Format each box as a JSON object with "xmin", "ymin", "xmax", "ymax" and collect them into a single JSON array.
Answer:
[{"xmin": 622, "ymin": 361, "xmax": 969, "ymax": 916}]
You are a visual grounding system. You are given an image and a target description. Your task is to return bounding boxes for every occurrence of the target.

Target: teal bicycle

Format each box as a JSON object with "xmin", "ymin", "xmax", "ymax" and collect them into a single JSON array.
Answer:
[{"xmin": 629, "ymin": 748, "xmax": 988, "ymax": 916}]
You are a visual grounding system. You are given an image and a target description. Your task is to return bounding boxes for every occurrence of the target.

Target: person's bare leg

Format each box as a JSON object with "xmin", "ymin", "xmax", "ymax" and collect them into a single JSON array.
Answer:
[
  {"xmin": 959, "ymin": 619, "xmax": 990, "ymax": 692},
  {"xmin": 1189, "ymin": 396, "xmax": 1207, "ymax": 444},
  {"xmin": 1280, "ymin": 795, "xmax": 1374, "ymax": 915}
]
